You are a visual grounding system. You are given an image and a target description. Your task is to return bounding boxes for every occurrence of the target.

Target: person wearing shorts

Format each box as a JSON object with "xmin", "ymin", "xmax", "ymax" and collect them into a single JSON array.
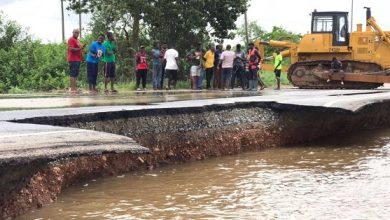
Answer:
[
  {"xmin": 103, "ymin": 32, "xmax": 117, "ymax": 93},
  {"xmin": 187, "ymin": 43, "xmax": 203, "ymax": 90},
  {"xmin": 67, "ymin": 28, "xmax": 84, "ymax": 93}
]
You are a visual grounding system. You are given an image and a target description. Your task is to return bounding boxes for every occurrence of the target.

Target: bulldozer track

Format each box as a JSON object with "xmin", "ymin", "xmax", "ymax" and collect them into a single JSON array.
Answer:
[{"xmin": 287, "ymin": 60, "xmax": 384, "ymax": 89}]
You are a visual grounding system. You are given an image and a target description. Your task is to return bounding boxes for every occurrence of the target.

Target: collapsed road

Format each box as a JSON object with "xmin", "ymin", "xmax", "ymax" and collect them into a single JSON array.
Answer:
[{"xmin": 1, "ymin": 88, "xmax": 390, "ymax": 219}]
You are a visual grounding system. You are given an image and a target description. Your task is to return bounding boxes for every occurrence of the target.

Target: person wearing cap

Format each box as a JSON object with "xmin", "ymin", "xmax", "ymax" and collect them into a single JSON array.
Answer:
[
  {"xmin": 86, "ymin": 34, "xmax": 106, "ymax": 94},
  {"xmin": 102, "ymin": 32, "xmax": 117, "ymax": 93},
  {"xmin": 135, "ymin": 45, "xmax": 148, "ymax": 91}
]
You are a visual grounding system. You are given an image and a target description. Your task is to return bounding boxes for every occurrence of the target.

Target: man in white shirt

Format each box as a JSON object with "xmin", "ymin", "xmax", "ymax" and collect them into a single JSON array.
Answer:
[
  {"xmin": 164, "ymin": 45, "xmax": 179, "ymax": 90},
  {"xmin": 218, "ymin": 45, "xmax": 235, "ymax": 90}
]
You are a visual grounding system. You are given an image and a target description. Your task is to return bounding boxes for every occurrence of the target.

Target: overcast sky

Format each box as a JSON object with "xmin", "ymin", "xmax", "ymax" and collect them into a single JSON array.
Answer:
[{"xmin": 0, "ymin": 0, "xmax": 388, "ymax": 43}]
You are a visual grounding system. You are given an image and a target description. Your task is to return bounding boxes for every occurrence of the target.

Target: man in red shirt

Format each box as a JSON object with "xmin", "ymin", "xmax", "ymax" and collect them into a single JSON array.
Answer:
[
  {"xmin": 67, "ymin": 29, "xmax": 84, "ymax": 93},
  {"xmin": 135, "ymin": 45, "xmax": 148, "ymax": 90},
  {"xmin": 247, "ymin": 43, "xmax": 265, "ymax": 90}
]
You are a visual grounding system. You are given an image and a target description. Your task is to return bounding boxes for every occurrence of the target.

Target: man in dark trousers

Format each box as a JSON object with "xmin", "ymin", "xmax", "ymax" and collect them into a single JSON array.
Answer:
[
  {"xmin": 135, "ymin": 45, "xmax": 148, "ymax": 91},
  {"xmin": 274, "ymin": 50, "xmax": 283, "ymax": 90},
  {"xmin": 247, "ymin": 43, "xmax": 264, "ymax": 90},
  {"xmin": 232, "ymin": 44, "xmax": 246, "ymax": 90},
  {"xmin": 160, "ymin": 43, "xmax": 168, "ymax": 89},
  {"xmin": 86, "ymin": 34, "xmax": 106, "ymax": 94},
  {"xmin": 213, "ymin": 44, "xmax": 223, "ymax": 89}
]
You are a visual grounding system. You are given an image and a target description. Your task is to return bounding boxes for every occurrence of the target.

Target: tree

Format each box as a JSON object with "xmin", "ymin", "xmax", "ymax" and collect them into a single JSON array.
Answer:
[
  {"xmin": 266, "ymin": 26, "xmax": 302, "ymax": 43},
  {"xmin": 66, "ymin": 0, "xmax": 249, "ymax": 51},
  {"xmin": 0, "ymin": 12, "xmax": 29, "ymax": 50},
  {"xmin": 65, "ymin": 0, "xmax": 249, "ymax": 80},
  {"xmin": 236, "ymin": 21, "xmax": 267, "ymax": 43},
  {"xmin": 236, "ymin": 21, "xmax": 302, "ymax": 56},
  {"xmin": 66, "ymin": 0, "xmax": 156, "ymax": 51}
]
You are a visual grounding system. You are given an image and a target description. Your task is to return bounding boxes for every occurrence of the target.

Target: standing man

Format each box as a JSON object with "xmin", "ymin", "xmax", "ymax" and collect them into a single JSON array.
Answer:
[
  {"xmin": 102, "ymin": 32, "xmax": 117, "ymax": 93},
  {"xmin": 247, "ymin": 43, "xmax": 264, "ymax": 90},
  {"xmin": 164, "ymin": 44, "xmax": 179, "ymax": 90},
  {"xmin": 86, "ymin": 34, "xmax": 105, "ymax": 94},
  {"xmin": 67, "ymin": 28, "xmax": 84, "ymax": 93},
  {"xmin": 232, "ymin": 44, "xmax": 246, "ymax": 90},
  {"xmin": 160, "ymin": 43, "xmax": 168, "ymax": 89},
  {"xmin": 187, "ymin": 43, "xmax": 203, "ymax": 90},
  {"xmin": 203, "ymin": 44, "xmax": 215, "ymax": 90},
  {"xmin": 218, "ymin": 44, "xmax": 235, "ymax": 90},
  {"xmin": 152, "ymin": 42, "xmax": 162, "ymax": 90},
  {"xmin": 135, "ymin": 45, "xmax": 148, "ymax": 91},
  {"xmin": 213, "ymin": 44, "xmax": 223, "ymax": 90},
  {"xmin": 274, "ymin": 50, "xmax": 283, "ymax": 90}
]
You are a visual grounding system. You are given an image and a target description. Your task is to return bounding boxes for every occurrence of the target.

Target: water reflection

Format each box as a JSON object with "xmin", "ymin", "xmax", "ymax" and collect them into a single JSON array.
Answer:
[
  {"xmin": 19, "ymin": 129, "xmax": 390, "ymax": 219},
  {"xmin": 0, "ymin": 90, "xmax": 261, "ymax": 110}
]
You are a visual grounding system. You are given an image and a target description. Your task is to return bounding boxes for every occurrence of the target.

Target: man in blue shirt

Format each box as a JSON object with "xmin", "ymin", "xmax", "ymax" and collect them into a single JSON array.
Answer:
[{"xmin": 86, "ymin": 34, "xmax": 106, "ymax": 94}]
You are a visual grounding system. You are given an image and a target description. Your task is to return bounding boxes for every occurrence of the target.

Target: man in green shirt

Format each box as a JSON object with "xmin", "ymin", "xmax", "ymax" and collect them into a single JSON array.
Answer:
[
  {"xmin": 102, "ymin": 32, "xmax": 117, "ymax": 93},
  {"xmin": 274, "ymin": 50, "xmax": 283, "ymax": 90}
]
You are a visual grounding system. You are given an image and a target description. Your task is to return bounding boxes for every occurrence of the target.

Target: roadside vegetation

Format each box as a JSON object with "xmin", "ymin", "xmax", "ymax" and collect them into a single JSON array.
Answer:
[{"xmin": 0, "ymin": 3, "xmax": 300, "ymax": 93}]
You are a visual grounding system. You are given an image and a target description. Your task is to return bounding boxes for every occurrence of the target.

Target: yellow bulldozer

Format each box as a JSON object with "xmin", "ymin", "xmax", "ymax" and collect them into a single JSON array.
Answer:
[{"xmin": 256, "ymin": 8, "xmax": 390, "ymax": 89}]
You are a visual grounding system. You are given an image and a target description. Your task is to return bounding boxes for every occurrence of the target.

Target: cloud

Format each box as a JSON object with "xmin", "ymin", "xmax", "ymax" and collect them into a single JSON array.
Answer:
[
  {"xmin": 1, "ymin": 0, "xmax": 88, "ymax": 42},
  {"xmin": 1, "ymin": 0, "xmax": 389, "ymax": 43},
  {"xmin": 0, "ymin": 0, "xmax": 14, "ymax": 6},
  {"xmin": 245, "ymin": 0, "xmax": 389, "ymax": 34}
]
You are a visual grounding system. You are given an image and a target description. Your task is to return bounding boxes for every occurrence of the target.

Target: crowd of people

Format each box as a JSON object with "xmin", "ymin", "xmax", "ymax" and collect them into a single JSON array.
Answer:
[{"xmin": 67, "ymin": 29, "xmax": 283, "ymax": 94}]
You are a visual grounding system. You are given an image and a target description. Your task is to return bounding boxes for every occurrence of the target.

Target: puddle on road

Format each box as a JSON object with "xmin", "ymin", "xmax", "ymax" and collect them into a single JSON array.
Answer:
[
  {"xmin": 0, "ymin": 90, "xmax": 261, "ymax": 111},
  {"xmin": 328, "ymin": 91, "xmax": 386, "ymax": 96}
]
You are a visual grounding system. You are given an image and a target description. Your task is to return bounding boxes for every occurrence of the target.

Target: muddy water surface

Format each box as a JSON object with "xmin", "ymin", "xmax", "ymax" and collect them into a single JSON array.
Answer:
[{"xmin": 20, "ymin": 129, "xmax": 390, "ymax": 219}]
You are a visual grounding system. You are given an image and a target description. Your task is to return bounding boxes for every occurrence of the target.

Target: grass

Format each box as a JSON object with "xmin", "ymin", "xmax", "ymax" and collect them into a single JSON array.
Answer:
[
  {"xmin": 260, "ymin": 71, "xmax": 291, "ymax": 87},
  {"xmin": 2, "ymin": 71, "xmax": 291, "ymax": 94}
]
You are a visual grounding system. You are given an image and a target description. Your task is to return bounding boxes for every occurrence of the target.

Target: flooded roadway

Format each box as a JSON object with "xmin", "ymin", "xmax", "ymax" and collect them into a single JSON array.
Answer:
[
  {"xmin": 19, "ymin": 128, "xmax": 390, "ymax": 220},
  {"xmin": 0, "ymin": 90, "xmax": 260, "ymax": 111}
]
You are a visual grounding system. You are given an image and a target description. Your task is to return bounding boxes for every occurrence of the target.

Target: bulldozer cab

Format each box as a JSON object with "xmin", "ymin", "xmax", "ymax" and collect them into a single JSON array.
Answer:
[{"xmin": 311, "ymin": 11, "xmax": 349, "ymax": 47}]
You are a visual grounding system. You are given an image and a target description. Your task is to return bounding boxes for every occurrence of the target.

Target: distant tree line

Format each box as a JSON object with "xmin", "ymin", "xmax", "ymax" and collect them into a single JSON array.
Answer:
[{"xmin": 0, "ymin": 1, "xmax": 302, "ymax": 93}]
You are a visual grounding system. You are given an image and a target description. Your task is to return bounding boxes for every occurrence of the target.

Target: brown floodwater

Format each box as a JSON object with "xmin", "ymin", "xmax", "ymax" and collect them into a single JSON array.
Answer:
[{"xmin": 19, "ymin": 129, "xmax": 390, "ymax": 220}]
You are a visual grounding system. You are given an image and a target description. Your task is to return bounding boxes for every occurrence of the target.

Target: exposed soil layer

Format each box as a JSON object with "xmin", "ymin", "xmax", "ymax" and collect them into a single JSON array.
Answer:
[
  {"xmin": 1, "ymin": 153, "xmax": 151, "ymax": 219},
  {"xmin": 2, "ymin": 101, "xmax": 390, "ymax": 219}
]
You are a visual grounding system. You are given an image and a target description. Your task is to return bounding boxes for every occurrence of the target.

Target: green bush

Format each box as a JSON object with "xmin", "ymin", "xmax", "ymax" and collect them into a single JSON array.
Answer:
[{"xmin": 0, "ymin": 41, "xmax": 69, "ymax": 92}]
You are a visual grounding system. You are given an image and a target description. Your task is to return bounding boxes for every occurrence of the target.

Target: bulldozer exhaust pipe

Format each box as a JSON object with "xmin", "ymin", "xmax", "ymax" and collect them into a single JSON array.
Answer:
[{"xmin": 364, "ymin": 7, "xmax": 371, "ymax": 26}]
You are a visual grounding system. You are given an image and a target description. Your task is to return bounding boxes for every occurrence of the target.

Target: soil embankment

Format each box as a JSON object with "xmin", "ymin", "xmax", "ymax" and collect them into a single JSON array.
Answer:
[{"xmin": 2, "ymin": 101, "xmax": 390, "ymax": 219}]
